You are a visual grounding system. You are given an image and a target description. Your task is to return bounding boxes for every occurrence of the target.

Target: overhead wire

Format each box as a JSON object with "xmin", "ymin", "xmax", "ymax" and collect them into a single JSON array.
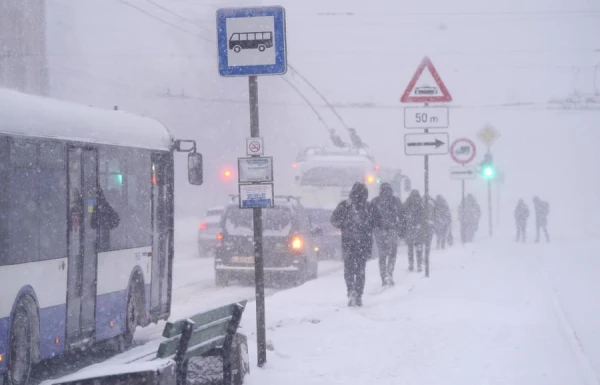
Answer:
[
  {"xmin": 118, "ymin": 0, "xmax": 212, "ymax": 43},
  {"xmin": 116, "ymin": 0, "xmax": 350, "ymax": 144}
]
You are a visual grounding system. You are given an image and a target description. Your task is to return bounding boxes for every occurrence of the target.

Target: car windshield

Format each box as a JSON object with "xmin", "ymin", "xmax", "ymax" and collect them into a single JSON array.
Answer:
[
  {"xmin": 206, "ymin": 209, "xmax": 223, "ymax": 217},
  {"xmin": 301, "ymin": 167, "xmax": 365, "ymax": 187},
  {"xmin": 224, "ymin": 206, "xmax": 293, "ymax": 235}
]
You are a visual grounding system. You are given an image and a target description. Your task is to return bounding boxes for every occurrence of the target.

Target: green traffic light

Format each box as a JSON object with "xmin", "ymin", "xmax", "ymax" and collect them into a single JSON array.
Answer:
[{"xmin": 482, "ymin": 165, "xmax": 496, "ymax": 180}]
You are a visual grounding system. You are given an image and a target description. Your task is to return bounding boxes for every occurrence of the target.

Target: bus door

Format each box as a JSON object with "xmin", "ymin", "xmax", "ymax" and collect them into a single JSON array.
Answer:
[
  {"xmin": 66, "ymin": 148, "xmax": 98, "ymax": 348},
  {"xmin": 150, "ymin": 153, "xmax": 172, "ymax": 319}
]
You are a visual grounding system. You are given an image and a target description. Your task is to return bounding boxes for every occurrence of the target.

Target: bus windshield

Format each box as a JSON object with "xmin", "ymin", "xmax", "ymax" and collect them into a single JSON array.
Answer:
[{"xmin": 300, "ymin": 167, "xmax": 366, "ymax": 187}]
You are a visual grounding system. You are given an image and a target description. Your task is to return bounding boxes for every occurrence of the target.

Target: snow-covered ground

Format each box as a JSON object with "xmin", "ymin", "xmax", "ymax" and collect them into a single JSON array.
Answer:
[
  {"xmin": 239, "ymin": 237, "xmax": 600, "ymax": 385},
  {"xmin": 45, "ymin": 232, "xmax": 600, "ymax": 385}
]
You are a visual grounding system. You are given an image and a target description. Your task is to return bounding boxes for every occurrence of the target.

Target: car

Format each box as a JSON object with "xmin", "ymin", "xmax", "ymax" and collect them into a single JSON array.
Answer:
[
  {"xmin": 198, "ymin": 206, "xmax": 225, "ymax": 256},
  {"xmin": 214, "ymin": 196, "xmax": 321, "ymax": 287}
]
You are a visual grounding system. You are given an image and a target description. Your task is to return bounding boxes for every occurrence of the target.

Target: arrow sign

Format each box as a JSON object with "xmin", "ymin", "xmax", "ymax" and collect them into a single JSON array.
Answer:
[
  {"xmin": 450, "ymin": 166, "xmax": 477, "ymax": 180},
  {"xmin": 404, "ymin": 133, "xmax": 449, "ymax": 156}
]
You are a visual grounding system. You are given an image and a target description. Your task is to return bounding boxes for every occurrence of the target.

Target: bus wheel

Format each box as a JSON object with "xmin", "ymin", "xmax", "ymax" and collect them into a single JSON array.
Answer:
[
  {"xmin": 122, "ymin": 284, "xmax": 142, "ymax": 349},
  {"xmin": 258, "ymin": 45, "xmax": 266, "ymax": 52},
  {"xmin": 7, "ymin": 300, "xmax": 33, "ymax": 385},
  {"xmin": 233, "ymin": 46, "xmax": 241, "ymax": 53}
]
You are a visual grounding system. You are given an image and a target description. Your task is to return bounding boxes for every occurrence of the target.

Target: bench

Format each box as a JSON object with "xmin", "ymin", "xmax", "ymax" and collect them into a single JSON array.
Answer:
[{"xmin": 129, "ymin": 300, "xmax": 250, "ymax": 385}]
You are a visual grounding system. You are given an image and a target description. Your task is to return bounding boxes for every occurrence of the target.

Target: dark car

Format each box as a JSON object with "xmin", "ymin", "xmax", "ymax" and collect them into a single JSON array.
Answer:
[{"xmin": 214, "ymin": 196, "xmax": 320, "ymax": 287}]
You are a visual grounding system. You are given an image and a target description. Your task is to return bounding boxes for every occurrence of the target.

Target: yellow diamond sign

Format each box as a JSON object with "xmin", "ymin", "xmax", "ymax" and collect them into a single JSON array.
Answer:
[{"xmin": 477, "ymin": 124, "xmax": 500, "ymax": 147}]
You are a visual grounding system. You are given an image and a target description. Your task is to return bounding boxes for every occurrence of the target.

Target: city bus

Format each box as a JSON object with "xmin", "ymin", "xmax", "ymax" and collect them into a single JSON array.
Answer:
[
  {"xmin": 0, "ymin": 88, "xmax": 203, "ymax": 385},
  {"xmin": 291, "ymin": 146, "xmax": 379, "ymax": 259}
]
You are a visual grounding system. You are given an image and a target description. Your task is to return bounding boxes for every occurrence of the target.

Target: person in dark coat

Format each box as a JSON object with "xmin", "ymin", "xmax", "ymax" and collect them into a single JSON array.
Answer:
[
  {"xmin": 533, "ymin": 196, "xmax": 550, "ymax": 243},
  {"xmin": 91, "ymin": 188, "xmax": 120, "ymax": 251},
  {"xmin": 372, "ymin": 183, "xmax": 405, "ymax": 287},
  {"xmin": 514, "ymin": 199, "xmax": 530, "ymax": 243},
  {"xmin": 458, "ymin": 194, "xmax": 481, "ymax": 243},
  {"xmin": 403, "ymin": 190, "xmax": 432, "ymax": 272},
  {"xmin": 433, "ymin": 195, "xmax": 452, "ymax": 249},
  {"xmin": 331, "ymin": 182, "xmax": 376, "ymax": 307}
]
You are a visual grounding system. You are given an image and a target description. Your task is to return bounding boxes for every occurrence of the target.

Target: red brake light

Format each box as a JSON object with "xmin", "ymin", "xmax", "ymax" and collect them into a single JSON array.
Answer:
[
  {"xmin": 199, "ymin": 222, "xmax": 207, "ymax": 231},
  {"xmin": 216, "ymin": 233, "xmax": 223, "ymax": 242}
]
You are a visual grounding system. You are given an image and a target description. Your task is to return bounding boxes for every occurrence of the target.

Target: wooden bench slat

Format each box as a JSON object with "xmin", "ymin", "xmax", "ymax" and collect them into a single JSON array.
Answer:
[
  {"xmin": 156, "ymin": 320, "xmax": 230, "ymax": 359},
  {"xmin": 162, "ymin": 300, "xmax": 247, "ymax": 338},
  {"xmin": 183, "ymin": 336, "xmax": 225, "ymax": 361}
]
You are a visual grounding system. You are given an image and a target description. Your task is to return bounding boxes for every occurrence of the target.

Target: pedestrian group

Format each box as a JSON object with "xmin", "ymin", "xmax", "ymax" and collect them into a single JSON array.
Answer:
[{"xmin": 330, "ymin": 182, "xmax": 550, "ymax": 307}]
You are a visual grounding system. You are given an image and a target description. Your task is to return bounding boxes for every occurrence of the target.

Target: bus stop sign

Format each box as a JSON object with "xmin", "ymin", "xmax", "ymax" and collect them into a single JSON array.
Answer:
[{"xmin": 216, "ymin": 6, "xmax": 287, "ymax": 77}]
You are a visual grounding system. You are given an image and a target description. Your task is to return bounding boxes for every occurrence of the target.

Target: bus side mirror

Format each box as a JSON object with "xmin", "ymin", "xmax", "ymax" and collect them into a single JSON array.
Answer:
[{"xmin": 188, "ymin": 153, "xmax": 203, "ymax": 186}]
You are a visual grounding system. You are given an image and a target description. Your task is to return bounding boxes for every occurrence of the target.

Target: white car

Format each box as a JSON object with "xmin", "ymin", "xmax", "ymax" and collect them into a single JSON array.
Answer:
[{"xmin": 198, "ymin": 206, "xmax": 225, "ymax": 257}]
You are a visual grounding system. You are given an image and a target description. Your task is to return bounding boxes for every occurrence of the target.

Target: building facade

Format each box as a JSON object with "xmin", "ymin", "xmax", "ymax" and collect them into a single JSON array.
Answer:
[{"xmin": 0, "ymin": 0, "xmax": 48, "ymax": 95}]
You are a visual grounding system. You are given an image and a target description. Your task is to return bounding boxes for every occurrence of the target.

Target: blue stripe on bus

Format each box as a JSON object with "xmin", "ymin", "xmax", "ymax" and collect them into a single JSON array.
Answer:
[
  {"xmin": 95, "ymin": 290, "xmax": 127, "ymax": 341},
  {"xmin": 39, "ymin": 304, "xmax": 67, "ymax": 360},
  {"xmin": 0, "ymin": 283, "xmax": 153, "ymax": 374},
  {"xmin": 0, "ymin": 317, "xmax": 8, "ymax": 372}
]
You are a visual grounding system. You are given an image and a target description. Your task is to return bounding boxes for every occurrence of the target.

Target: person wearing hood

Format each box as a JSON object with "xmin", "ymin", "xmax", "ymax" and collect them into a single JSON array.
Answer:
[
  {"xmin": 533, "ymin": 196, "xmax": 550, "ymax": 243},
  {"xmin": 372, "ymin": 183, "xmax": 405, "ymax": 286},
  {"xmin": 403, "ymin": 190, "xmax": 432, "ymax": 272},
  {"xmin": 432, "ymin": 195, "xmax": 452, "ymax": 249},
  {"xmin": 458, "ymin": 194, "xmax": 481, "ymax": 243},
  {"xmin": 331, "ymin": 182, "xmax": 377, "ymax": 307},
  {"xmin": 514, "ymin": 199, "xmax": 530, "ymax": 243}
]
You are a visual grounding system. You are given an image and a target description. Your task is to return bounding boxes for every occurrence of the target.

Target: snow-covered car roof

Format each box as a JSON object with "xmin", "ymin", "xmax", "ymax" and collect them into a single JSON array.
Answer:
[{"xmin": 0, "ymin": 88, "xmax": 173, "ymax": 150}]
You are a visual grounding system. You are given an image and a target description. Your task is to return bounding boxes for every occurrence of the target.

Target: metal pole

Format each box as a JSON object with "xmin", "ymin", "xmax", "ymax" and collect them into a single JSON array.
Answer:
[
  {"xmin": 424, "ymin": 128, "xmax": 429, "ymax": 278},
  {"xmin": 487, "ymin": 179, "xmax": 493, "ymax": 237},
  {"xmin": 461, "ymin": 178, "xmax": 465, "ymax": 244},
  {"xmin": 249, "ymin": 75, "xmax": 267, "ymax": 367}
]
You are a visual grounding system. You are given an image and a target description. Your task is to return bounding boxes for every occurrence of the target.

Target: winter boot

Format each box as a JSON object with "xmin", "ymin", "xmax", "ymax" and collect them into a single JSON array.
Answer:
[
  {"xmin": 383, "ymin": 274, "xmax": 393, "ymax": 287},
  {"xmin": 355, "ymin": 296, "xmax": 363, "ymax": 307},
  {"xmin": 348, "ymin": 291, "xmax": 357, "ymax": 307}
]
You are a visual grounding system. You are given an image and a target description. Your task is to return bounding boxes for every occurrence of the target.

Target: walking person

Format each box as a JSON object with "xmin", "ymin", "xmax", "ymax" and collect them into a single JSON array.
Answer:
[
  {"xmin": 533, "ymin": 196, "xmax": 550, "ymax": 243},
  {"xmin": 372, "ymin": 183, "xmax": 405, "ymax": 287},
  {"xmin": 458, "ymin": 194, "xmax": 481, "ymax": 243},
  {"xmin": 403, "ymin": 190, "xmax": 432, "ymax": 272},
  {"xmin": 514, "ymin": 199, "xmax": 530, "ymax": 243},
  {"xmin": 331, "ymin": 182, "xmax": 377, "ymax": 307},
  {"xmin": 433, "ymin": 195, "xmax": 452, "ymax": 249}
]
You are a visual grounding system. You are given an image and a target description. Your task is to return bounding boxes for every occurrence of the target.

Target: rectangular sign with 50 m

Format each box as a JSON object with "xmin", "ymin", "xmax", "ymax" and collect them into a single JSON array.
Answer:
[{"xmin": 404, "ymin": 107, "xmax": 449, "ymax": 129}]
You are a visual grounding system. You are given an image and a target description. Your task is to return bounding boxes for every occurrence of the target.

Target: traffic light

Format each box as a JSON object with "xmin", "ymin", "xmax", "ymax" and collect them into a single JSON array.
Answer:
[{"xmin": 480, "ymin": 153, "xmax": 496, "ymax": 180}]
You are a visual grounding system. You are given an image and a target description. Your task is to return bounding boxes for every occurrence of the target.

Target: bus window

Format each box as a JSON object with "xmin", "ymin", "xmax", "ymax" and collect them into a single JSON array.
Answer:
[{"xmin": 230, "ymin": 33, "xmax": 240, "ymax": 41}]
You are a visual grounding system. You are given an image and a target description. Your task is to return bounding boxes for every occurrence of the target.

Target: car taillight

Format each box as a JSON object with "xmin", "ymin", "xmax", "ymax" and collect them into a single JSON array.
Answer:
[
  {"xmin": 216, "ymin": 233, "xmax": 223, "ymax": 242},
  {"xmin": 199, "ymin": 222, "xmax": 208, "ymax": 231},
  {"xmin": 290, "ymin": 235, "xmax": 303, "ymax": 253}
]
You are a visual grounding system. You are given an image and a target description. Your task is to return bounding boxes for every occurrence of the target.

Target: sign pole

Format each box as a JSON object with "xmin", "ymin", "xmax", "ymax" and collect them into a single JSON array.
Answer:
[
  {"xmin": 400, "ymin": 56, "xmax": 454, "ymax": 278},
  {"xmin": 486, "ymin": 148, "xmax": 493, "ymax": 238},
  {"xmin": 249, "ymin": 75, "xmax": 267, "ymax": 367},
  {"xmin": 423, "ymin": 117, "xmax": 430, "ymax": 277},
  {"xmin": 461, "ymin": 177, "xmax": 465, "ymax": 244}
]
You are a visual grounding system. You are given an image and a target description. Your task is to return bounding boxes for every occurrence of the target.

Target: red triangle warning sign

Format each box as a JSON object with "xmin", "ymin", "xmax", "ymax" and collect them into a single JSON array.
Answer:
[{"xmin": 400, "ymin": 56, "xmax": 452, "ymax": 103}]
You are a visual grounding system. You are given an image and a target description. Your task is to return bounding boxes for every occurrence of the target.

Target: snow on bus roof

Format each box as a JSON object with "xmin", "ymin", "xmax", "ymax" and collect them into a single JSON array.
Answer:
[{"xmin": 0, "ymin": 88, "xmax": 173, "ymax": 150}]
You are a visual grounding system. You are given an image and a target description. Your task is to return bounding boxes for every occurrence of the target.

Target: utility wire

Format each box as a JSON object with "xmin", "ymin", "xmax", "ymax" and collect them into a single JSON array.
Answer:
[
  {"xmin": 143, "ymin": 0, "xmax": 212, "ymax": 33},
  {"xmin": 119, "ymin": 0, "xmax": 212, "ymax": 43}
]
